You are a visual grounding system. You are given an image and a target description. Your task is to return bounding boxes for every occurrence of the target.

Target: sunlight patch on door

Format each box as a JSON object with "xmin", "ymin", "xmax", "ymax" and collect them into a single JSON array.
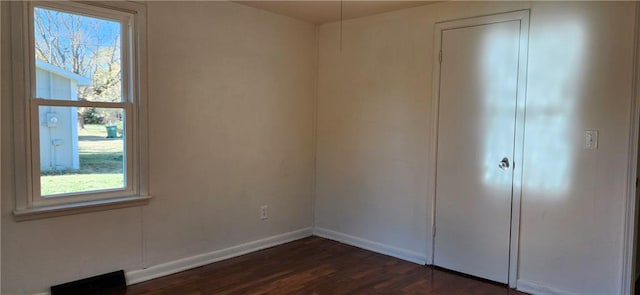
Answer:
[
  {"xmin": 479, "ymin": 21, "xmax": 520, "ymax": 190},
  {"xmin": 479, "ymin": 19, "xmax": 584, "ymax": 198}
]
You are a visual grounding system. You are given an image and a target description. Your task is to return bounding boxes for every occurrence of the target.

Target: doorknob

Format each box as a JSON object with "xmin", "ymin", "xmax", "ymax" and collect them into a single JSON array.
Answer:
[{"xmin": 498, "ymin": 157, "xmax": 510, "ymax": 170}]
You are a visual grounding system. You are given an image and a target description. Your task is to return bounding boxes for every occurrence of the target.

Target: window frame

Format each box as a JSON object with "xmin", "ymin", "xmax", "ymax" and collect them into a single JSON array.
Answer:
[{"xmin": 11, "ymin": 1, "xmax": 150, "ymax": 220}]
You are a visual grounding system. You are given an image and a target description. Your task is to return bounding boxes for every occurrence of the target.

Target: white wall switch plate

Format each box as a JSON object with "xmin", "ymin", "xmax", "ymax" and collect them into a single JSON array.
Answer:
[
  {"xmin": 260, "ymin": 205, "xmax": 268, "ymax": 220},
  {"xmin": 584, "ymin": 130, "xmax": 598, "ymax": 149}
]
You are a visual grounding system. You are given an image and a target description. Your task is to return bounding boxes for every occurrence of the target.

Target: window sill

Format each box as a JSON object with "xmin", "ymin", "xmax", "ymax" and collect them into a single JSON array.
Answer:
[{"xmin": 13, "ymin": 195, "xmax": 152, "ymax": 221}]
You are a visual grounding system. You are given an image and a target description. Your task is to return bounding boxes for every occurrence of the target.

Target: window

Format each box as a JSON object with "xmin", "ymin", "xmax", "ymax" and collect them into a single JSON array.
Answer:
[{"xmin": 12, "ymin": 1, "xmax": 149, "ymax": 220}]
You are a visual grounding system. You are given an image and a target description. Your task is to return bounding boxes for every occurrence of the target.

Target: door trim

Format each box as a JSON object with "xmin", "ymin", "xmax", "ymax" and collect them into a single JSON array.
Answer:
[
  {"xmin": 428, "ymin": 10, "xmax": 530, "ymax": 289},
  {"xmin": 622, "ymin": 3, "xmax": 640, "ymax": 295}
]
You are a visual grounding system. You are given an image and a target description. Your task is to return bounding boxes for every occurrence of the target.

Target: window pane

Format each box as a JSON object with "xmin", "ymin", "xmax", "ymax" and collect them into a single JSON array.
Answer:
[
  {"xmin": 39, "ymin": 106, "xmax": 126, "ymax": 197},
  {"xmin": 34, "ymin": 7, "xmax": 123, "ymax": 102}
]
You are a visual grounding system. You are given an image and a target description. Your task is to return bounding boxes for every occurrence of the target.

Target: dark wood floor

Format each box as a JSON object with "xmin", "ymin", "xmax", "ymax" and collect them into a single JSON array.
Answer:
[{"xmin": 121, "ymin": 236, "xmax": 527, "ymax": 295}]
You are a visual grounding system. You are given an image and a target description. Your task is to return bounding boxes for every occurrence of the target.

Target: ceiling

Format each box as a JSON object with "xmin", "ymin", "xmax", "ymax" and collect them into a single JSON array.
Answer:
[{"xmin": 235, "ymin": 1, "xmax": 435, "ymax": 24}]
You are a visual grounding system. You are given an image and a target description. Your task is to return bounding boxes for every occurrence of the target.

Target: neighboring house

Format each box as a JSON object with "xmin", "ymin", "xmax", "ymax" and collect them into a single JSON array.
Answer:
[{"xmin": 35, "ymin": 60, "xmax": 91, "ymax": 171}]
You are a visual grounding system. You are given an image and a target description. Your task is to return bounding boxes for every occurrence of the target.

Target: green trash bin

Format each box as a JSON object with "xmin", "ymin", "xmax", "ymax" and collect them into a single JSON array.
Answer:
[{"xmin": 106, "ymin": 125, "xmax": 118, "ymax": 138}]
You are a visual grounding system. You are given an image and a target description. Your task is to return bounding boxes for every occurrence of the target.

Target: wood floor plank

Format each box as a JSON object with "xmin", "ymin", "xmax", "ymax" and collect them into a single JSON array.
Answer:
[{"xmin": 120, "ymin": 236, "xmax": 527, "ymax": 295}]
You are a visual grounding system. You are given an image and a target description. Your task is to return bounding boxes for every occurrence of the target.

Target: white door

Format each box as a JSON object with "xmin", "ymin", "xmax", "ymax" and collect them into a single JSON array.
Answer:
[{"xmin": 434, "ymin": 20, "xmax": 521, "ymax": 284}]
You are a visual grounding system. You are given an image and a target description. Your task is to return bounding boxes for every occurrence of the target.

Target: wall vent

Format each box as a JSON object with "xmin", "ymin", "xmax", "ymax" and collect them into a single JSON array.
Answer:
[{"xmin": 50, "ymin": 270, "xmax": 126, "ymax": 295}]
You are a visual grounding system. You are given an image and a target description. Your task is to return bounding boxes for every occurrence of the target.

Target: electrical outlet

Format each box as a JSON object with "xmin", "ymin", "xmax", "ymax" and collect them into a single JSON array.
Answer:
[{"xmin": 260, "ymin": 205, "xmax": 268, "ymax": 220}]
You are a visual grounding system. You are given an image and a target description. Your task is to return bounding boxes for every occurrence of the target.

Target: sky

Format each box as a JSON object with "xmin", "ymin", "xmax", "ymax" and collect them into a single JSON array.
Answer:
[{"xmin": 34, "ymin": 6, "xmax": 122, "ymax": 75}]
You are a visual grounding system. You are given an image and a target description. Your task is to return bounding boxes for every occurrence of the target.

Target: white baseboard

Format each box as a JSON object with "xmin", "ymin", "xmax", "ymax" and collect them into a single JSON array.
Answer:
[
  {"xmin": 517, "ymin": 280, "xmax": 578, "ymax": 295},
  {"xmin": 313, "ymin": 227, "xmax": 427, "ymax": 265},
  {"xmin": 126, "ymin": 227, "xmax": 313, "ymax": 285}
]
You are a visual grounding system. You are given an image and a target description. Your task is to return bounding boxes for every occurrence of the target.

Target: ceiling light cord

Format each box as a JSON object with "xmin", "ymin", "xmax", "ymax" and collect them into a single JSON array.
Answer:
[{"xmin": 340, "ymin": 0, "xmax": 343, "ymax": 51}]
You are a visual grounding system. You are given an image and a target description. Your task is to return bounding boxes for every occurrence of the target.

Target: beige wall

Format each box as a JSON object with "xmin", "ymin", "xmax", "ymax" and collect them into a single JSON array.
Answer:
[
  {"xmin": 143, "ymin": 1, "xmax": 316, "ymax": 266},
  {"xmin": 520, "ymin": 2, "xmax": 633, "ymax": 293},
  {"xmin": 1, "ymin": 2, "xmax": 317, "ymax": 293},
  {"xmin": 315, "ymin": 1, "xmax": 635, "ymax": 294}
]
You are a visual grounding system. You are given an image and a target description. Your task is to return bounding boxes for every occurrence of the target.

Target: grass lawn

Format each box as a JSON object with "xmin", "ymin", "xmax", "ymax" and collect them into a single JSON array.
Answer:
[
  {"xmin": 41, "ymin": 174, "xmax": 124, "ymax": 196},
  {"xmin": 41, "ymin": 124, "xmax": 125, "ymax": 196}
]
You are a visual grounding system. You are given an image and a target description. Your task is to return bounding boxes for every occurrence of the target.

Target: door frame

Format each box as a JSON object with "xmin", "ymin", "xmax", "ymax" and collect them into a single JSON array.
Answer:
[
  {"xmin": 428, "ymin": 10, "xmax": 530, "ymax": 288},
  {"xmin": 623, "ymin": 3, "xmax": 640, "ymax": 295}
]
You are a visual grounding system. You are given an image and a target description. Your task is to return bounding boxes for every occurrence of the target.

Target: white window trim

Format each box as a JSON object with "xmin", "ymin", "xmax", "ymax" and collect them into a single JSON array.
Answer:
[{"xmin": 11, "ymin": 1, "xmax": 150, "ymax": 221}]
